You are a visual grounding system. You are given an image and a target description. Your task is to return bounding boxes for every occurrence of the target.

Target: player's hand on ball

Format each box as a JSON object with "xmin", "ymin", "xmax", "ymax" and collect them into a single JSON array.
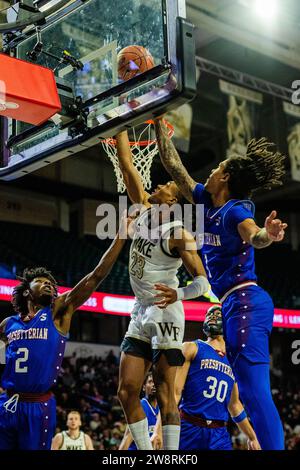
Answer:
[
  {"xmin": 151, "ymin": 433, "xmax": 163, "ymax": 450},
  {"xmin": 247, "ymin": 438, "xmax": 261, "ymax": 450},
  {"xmin": 154, "ymin": 283, "xmax": 177, "ymax": 308},
  {"xmin": 265, "ymin": 210, "xmax": 287, "ymax": 242}
]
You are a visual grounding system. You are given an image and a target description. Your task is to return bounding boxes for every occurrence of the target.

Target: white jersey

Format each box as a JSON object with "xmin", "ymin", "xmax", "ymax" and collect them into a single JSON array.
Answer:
[
  {"xmin": 60, "ymin": 431, "xmax": 87, "ymax": 450},
  {"xmin": 129, "ymin": 208, "xmax": 183, "ymax": 303}
]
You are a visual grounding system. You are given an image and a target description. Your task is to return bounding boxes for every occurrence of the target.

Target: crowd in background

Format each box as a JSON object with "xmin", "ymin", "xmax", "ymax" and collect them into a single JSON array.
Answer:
[{"xmin": 53, "ymin": 351, "xmax": 300, "ymax": 450}]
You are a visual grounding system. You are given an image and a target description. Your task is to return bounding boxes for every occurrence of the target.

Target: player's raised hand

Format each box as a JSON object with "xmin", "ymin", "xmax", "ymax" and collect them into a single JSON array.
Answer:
[
  {"xmin": 264, "ymin": 210, "xmax": 287, "ymax": 242},
  {"xmin": 247, "ymin": 438, "xmax": 261, "ymax": 450},
  {"xmin": 154, "ymin": 283, "xmax": 177, "ymax": 308}
]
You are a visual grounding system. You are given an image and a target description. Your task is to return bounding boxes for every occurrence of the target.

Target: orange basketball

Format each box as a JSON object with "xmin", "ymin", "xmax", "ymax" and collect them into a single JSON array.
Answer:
[{"xmin": 117, "ymin": 45, "xmax": 155, "ymax": 81}]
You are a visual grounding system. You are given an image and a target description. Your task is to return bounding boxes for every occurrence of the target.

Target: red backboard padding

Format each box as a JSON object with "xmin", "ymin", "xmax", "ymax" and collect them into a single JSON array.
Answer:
[{"xmin": 0, "ymin": 53, "xmax": 61, "ymax": 125}]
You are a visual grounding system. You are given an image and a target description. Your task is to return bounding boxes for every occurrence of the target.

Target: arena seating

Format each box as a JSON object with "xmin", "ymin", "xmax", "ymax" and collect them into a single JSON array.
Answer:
[{"xmin": 43, "ymin": 351, "xmax": 299, "ymax": 450}]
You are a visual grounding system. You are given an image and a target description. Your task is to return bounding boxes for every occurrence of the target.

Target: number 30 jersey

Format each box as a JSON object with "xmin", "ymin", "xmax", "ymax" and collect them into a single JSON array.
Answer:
[
  {"xmin": 180, "ymin": 340, "xmax": 235, "ymax": 421},
  {"xmin": 1, "ymin": 306, "xmax": 66, "ymax": 393},
  {"xmin": 129, "ymin": 208, "xmax": 183, "ymax": 303}
]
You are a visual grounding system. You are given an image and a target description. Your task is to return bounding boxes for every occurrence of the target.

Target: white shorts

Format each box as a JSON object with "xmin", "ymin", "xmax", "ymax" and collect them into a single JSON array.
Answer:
[{"xmin": 125, "ymin": 300, "xmax": 185, "ymax": 351}]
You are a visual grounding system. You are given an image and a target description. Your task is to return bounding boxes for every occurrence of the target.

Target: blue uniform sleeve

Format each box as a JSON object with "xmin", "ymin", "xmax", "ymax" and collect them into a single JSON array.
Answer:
[
  {"xmin": 193, "ymin": 183, "xmax": 212, "ymax": 207},
  {"xmin": 224, "ymin": 204, "xmax": 254, "ymax": 235}
]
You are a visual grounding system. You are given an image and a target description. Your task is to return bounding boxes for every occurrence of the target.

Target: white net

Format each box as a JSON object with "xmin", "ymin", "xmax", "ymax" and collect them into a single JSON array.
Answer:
[{"xmin": 101, "ymin": 121, "xmax": 173, "ymax": 193}]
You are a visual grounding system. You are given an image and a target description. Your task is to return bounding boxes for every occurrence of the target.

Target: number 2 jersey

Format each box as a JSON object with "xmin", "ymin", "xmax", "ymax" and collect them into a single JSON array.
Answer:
[
  {"xmin": 1, "ymin": 306, "xmax": 66, "ymax": 393},
  {"xmin": 129, "ymin": 208, "xmax": 183, "ymax": 304},
  {"xmin": 180, "ymin": 340, "xmax": 235, "ymax": 421}
]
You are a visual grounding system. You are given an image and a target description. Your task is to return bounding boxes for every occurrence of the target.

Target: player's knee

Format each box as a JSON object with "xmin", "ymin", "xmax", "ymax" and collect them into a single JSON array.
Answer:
[{"xmin": 117, "ymin": 381, "xmax": 140, "ymax": 406}]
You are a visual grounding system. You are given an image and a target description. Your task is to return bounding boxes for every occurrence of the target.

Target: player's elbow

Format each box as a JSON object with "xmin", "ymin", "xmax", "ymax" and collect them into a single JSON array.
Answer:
[{"xmin": 228, "ymin": 401, "xmax": 243, "ymax": 418}]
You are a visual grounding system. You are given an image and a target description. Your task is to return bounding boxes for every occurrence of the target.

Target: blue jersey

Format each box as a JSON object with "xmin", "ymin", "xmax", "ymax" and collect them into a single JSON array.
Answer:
[
  {"xmin": 1, "ymin": 306, "xmax": 66, "ymax": 393},
  {"xmin": 193, "ymin": 183, "xmax": 256, "ymax": 299},
  {"xmin": 180, "ymin": 340, "xmax": 235, "ymax": 421},
  {"xmin": 128, "ymin": 398, "xmax": 159, "ymax": 450}
]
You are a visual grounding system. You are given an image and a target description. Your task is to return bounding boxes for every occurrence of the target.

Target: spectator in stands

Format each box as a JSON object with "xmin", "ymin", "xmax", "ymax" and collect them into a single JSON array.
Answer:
[{"xmin": 52, "ymin": 411, "xmax": 94, "ymax": 450}]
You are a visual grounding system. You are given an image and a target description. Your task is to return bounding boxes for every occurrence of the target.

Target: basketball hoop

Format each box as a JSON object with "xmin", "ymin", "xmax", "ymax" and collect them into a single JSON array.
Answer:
[{"xmin": 100, "ymin": 119, "xmax": 174, "ymax": 193}]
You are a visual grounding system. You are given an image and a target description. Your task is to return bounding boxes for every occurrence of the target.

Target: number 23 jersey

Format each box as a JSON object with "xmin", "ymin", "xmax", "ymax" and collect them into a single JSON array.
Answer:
[{"xmin": 129, "ymin": 208, "xmax": 183, "ymax": 303}]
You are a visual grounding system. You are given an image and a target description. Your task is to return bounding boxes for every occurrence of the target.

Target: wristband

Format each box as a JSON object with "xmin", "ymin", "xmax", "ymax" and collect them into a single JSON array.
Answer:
[
  {"xmin": 176, "ymin": 275, "xmax": 209, "ymax": 301},
  {"xmin": 232, "ymin": 410, "xmax": 247, "ymax": 423}
]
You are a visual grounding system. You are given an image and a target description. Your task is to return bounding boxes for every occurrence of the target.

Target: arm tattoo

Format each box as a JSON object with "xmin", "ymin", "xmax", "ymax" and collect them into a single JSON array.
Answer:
[
  {"xmin": 250, "ymin": 228, "xmax": 272, "ymax": 249},
  {"xmin": 155, "ymin": 120, "xmax": 196, "ymax": 202}
]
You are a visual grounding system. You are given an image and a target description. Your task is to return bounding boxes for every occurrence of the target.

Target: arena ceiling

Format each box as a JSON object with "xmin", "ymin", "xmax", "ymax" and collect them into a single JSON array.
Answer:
[{"xmin": 1, "ymin": 1, "xmax": 299, "ymax": 206}]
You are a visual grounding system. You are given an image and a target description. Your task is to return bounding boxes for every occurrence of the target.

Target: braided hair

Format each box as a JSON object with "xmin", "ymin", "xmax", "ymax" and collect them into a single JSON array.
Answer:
[
  {"xmin": 12, "ymin": 267, "xmax": 58, "ymax": 317},
  {"xmin": 225, "ymin": 137, "xmax": 286, "ymax": 199}
]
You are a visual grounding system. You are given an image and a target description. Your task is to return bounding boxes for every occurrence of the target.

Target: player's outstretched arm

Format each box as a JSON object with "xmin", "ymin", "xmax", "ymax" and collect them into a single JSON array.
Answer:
[
  {"xmin": 52, "ymin": 214, "xmax": 132, "ymax": 334},
  {"xmin": 154, "ymin": 119, "xmax": 197, "ymax": 203},
  {"xmin": 154, "ymin": 229, "xmax": 209, "ymax": 307},
  {"xmin": 238, "ymin": 211, "xmax": 287, "ymax": 249},
  {"xmin": 228, "ymin": 383, "xmax": 261, "ymax": 450},
  {"xmin": 116, "ymin": 130, "xmax": 150, "ymax": 206},
  {"xmin": 118, "ymin": 425, "xmax": 134, "ymax": 450}
]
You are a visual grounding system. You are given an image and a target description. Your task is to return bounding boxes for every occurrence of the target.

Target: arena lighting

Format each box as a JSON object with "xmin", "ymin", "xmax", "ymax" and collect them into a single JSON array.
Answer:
[
  {"xmin": 254, "ymin": 0, "xmax": 278, "ymax": 20},
  {"xmin": 0, "ymin": 278, "xmax": 299, "ymax": 328}
]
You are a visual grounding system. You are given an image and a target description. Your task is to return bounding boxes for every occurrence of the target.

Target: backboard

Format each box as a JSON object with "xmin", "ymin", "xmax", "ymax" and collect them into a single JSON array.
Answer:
[{"xmin": 0, "ymin": 0, "xmax": 196, "ymax": 180}]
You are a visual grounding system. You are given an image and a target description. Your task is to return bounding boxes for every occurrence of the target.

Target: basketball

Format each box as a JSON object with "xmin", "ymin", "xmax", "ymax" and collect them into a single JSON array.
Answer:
[{"xmin": 117, "ymin": 45, "xmax": 154, "ymax": 81}]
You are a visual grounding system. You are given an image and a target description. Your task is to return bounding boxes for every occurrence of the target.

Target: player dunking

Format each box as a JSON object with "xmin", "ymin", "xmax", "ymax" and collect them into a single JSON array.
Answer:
[
  {"xmin": 155, "ymin": 119, "xmax": 286, "ymax": 449},
  {"xmin": 51, "ymin": 411, "xmax": 94, "ymax": 450},
  {"xmin": 0, "ymin": 216, "xmax": 130, "ymax": 450},
  {"xmin": 176, "ymin": 305, "xmax": 260, "ymax": 450},
  {"xmin": 115, "ymin": 131, "xmax": 209, "ymax": 450}
]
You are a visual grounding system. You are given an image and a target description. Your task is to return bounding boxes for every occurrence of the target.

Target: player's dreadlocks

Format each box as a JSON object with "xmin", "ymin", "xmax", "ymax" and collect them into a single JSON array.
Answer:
[
  {"xmin": 12, "ymin": 267, "xmax": 58, "ymax": 317},
  {"xmin": 225, "ymin": 137, "xmax": 286, "ymax": 199}
]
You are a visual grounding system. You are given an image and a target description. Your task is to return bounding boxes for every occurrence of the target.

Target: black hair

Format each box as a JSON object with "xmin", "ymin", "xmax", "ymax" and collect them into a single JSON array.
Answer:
[
  {"xmin": 12, "ymin": 267, "xmax": 58, "ymax": 316},
  {"xmin": 143, "ymin": 371, "xmax": 153, "ymax": 386},
  {"xmin": 225, "ymin": 137, "xmax": 286, "ymax": 199}
]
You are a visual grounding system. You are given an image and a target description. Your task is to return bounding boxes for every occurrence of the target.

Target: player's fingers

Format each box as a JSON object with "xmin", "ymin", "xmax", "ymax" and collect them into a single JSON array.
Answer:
[
  {"xmin": 155, "ymin": 302, "xmax": 167, "ymax": 309},
  {"xmin": 154, "ymin": 294, "xmax": 164, "ymax": 300},
  {"xmin": 271, "ymin": 218, "xmax": 281, "ymax": 225},
  {"xmin": 266, "ymin": 210, "xmax": 277, "ymax": 223},
  {"xmin": 154, "ymin": 284, "xmax": 169, "ymax": 292}
]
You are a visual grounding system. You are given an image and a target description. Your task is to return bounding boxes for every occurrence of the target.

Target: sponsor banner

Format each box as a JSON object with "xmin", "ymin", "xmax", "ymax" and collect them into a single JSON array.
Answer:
[{"xmin": 0, "ymin": 278, "xmax": 299, "ymax": 329}]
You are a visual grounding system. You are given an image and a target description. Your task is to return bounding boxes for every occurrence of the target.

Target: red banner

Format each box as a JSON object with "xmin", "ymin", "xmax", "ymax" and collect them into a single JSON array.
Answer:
[{"xmin": 0, "ymin": 278, "xmax": 299, "ymax": 329}]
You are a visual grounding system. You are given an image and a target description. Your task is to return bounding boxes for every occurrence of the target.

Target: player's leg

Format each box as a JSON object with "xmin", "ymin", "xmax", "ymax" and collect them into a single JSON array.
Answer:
[
  {"xmin": 223, "ymin": 286, "xmax": 284, "ymax": 450},
  {"xmin": 234, "ymin": 355, "xmax": 284, "ymax": 450},
  {"xmin": 0, "ymin": 393, "xmax": 18, "ymax": 449},
  {"xmin": 118, "ymin": 339, "xmax": 152, "ymax": 450},
  {"xmin": 152, "ymin": 352, "xmax": 182, "ymax": 450},
  {"xmin": 151, "ymin": 302, "xmax": 185, "ymax": 450},
  {"xmin": 17, "ymin": 396, "xmax": 56, "ymax": 450}
]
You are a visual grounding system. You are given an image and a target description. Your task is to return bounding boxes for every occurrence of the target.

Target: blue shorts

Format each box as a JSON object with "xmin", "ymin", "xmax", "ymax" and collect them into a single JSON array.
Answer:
[
  {"xmin": 222, "ymin": 285, "xmax": 274, "ymax": 365},
  {"xmin": 0, "ymin": 393, "xmax": 56, "ymax": 450},
  {"xmin": 179, "ymin": 420, "xmax": 232, "ymax": 450}
]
